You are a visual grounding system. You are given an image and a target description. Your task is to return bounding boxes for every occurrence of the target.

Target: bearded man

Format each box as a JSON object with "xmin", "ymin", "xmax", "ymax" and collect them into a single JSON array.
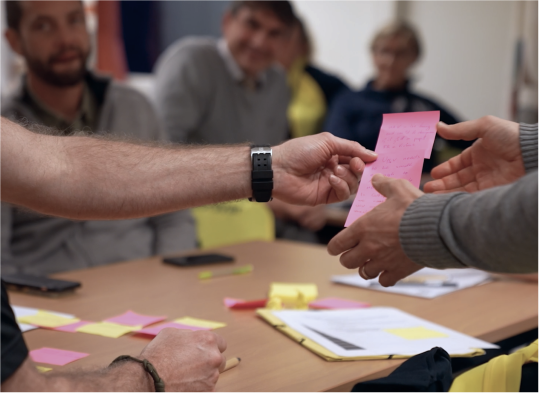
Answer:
[{"xmin": 1, "ymin": 0, "xmax": 196, "ymax": 275}]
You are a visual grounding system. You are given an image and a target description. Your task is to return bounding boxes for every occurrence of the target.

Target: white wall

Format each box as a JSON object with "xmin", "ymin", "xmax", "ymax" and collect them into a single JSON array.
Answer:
[
  {"xmin": 407, "ymin": 1, "xmax": 518, "ymax": 121},
  {"xmin": 292, "ymin": 1, "xmax": 527, "ymax": 121},
  {"xmin": 292, "ymin": 1, "xmax": 394, "ymax": 88}
]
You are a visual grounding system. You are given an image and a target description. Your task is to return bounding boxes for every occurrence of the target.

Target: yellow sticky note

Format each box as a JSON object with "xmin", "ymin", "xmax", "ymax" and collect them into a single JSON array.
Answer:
[
  {"xmin": 269, "ymin": 283, "xmax": 318, "ymax": 305},
  {"xmin": 76, "ymin": 322, "xmax": 140, "ymax": 338},
  {"xmin": 174, "ymin": 317, "xmax": 226, "ymax": 330},
  {"xmin": 37, "ymin": 366, "xmax": 52, "ymax": 373},
  {"xmin": 385, "ymin": 326, "xmax": 449, "ymax": 340},
  {"xmin": 17, "ymin": 310, "xmax": 79, "ymax": 328}
]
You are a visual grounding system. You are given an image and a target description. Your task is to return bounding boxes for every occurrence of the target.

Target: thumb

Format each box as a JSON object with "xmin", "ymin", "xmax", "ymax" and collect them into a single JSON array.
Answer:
[
  {"xmin": 437, "ymin": 120, "xmax": 483, "ymax": 142},
  {"xmin": 371, "ymin": 174, "xmax": 394, "ymax": 198}
]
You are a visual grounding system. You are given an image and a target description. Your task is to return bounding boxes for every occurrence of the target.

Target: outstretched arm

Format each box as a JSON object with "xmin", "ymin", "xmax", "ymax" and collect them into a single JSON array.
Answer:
[{"xmin": 1, "ymin": 117, "xmax": 377, "ymax": 220}]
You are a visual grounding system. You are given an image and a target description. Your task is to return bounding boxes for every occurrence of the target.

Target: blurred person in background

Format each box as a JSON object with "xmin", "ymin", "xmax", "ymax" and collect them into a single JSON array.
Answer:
[
  {"xmin": 1, "ymin": 0, "xmax": 196, "ymax": 275},
  {"xmin": 154, "ymin": 1, "xmax": 327, "ymax": 243},
  {"xmin": 325, "ymin": 21, "xmax": 471, "ymax": 173},
  {"xmin": 276, "ymin": 16, "xmax": 350, "ymax": 139}
]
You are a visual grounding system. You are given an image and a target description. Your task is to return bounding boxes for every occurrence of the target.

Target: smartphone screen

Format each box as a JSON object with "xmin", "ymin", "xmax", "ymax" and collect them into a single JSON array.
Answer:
[{"xmin": 163, "ymin": 253, "xmax": 235, "ymax": 267}]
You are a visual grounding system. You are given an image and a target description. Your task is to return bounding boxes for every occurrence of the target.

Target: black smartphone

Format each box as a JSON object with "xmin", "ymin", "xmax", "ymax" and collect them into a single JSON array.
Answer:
[
  {"xmin": 2, "ymin": 273, "xmax": 81, "ymax": 296},
  {"xmin": 163, "ymin": 253, "xmax": 235, "ymax": 267}
]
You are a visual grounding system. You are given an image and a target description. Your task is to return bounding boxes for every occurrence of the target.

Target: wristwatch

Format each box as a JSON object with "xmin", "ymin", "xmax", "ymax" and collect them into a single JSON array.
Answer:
[{"xmin": 249, "ymin": 145, "xmax": 273, "ymax": 202}]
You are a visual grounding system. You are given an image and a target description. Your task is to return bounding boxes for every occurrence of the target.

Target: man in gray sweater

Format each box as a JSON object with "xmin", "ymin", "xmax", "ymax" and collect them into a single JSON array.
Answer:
[
  {"xmin": 154, "ymin": 0, "xmax": 328, "ymax": 242},
  {"xmin": 328, "ymin": 116, "xmax": 538, "ymax": 286},
  {"xmin": 1, "ymin": 0, "xmax": 196, "ymax": 275}
]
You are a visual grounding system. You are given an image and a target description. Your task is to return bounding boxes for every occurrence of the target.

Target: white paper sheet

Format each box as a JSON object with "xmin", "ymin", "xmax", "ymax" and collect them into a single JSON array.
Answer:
[
  {"xmin": 332, "ymin": 268, "xmax": 491, "ymax": 299},
  {"xmin": 272, "ymin": 308, "xmax": 498, "ymax": 358},
  {"xmin": 13, "ymin": 305, "xmax": 75, "ymax": 332}
]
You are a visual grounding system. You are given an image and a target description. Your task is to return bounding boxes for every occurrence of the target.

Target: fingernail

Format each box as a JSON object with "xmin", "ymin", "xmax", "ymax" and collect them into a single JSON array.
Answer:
[
  {"xmin": 336, "ymin": 165, "xmax": 345, "ymax": 176},
  {"xmin": 365, "ymin": 149, "xmax": 377, "ymax": 157},
  {"xmin": 438, "ymin": 121, "xmax": 447, "ymax": 126},
  {"xmin": 329, "ymin": 174, "xmax": 340, "ymax": 184}
]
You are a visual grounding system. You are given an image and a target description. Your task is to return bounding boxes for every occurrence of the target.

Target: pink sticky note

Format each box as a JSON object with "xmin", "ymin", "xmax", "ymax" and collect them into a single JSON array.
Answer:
[
  {"xmin": 375, "ymin": 111, "xmax": 440, "ymax": 159},
  {"xmin": 52, "ymin": 320, "xmax": 93, "ymax": 333},
  {"xmin": 136, "ymin": 322, "xmax": 209, "ymax": 337},
  {"xmin": 224, "ymin": 297, "xmax": 267, "ymax": 309},
  {"xmin": 309, "ymin": 297, "xmax": 370, "ymax": 310},
  {"xmin": 30, "ymin": 347, "xmax": 89, "ymax": 366},
  {"xmin": 104, "ymin": 310, "xmax": 166, "ymax": 327},
  {"xmin": 345, "ymin": 149, "xmax": 424, "ymax": 226}
]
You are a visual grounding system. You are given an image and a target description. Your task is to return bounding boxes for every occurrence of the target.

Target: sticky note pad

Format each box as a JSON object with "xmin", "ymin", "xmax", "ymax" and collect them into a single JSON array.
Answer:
[
  {"xmin": 269, "ymin": 283, "xmax": 318, "ymax": 304},
  {"xmin": 52, "ymin": 320, "xmax": 93, "ymax": 333},
  {"xmin": 375, "ymin": 111, "xmax": 440, "ymax": 159},
  {"xmin": 385, "ymin": 326, "xmax": 449, "ymax": 340},
  {"xmin": 30, "ymin": 347, "xmax": 88, "ymax": 366},
  {"xmin": 17, "ymin": 310, "xmax": 80, "ymax": 328},
  {"xmin": 104, "ymin": 310, "xmax": 167, "ymax": 328},
  {"xmin": 174, "ymin": 317, "xmax": 226, "ymax": 330},
  {"xmin": 37, "ymin": 366, "xmax": 52, "ymax": 373},
  {"xmin": 76, "ymin": 322, "xmax": 138, "ymax": 338},
  {"xmin": 309, "ymin": 297, "xmax": 370, "ymax": 310},
  {"xmin": 345, "ymin": 149, "xmax": 424, "ymax": 226},
  {"xmin": 137, "ymin": 322, "xmax": 209, "ymax": 337},
  {"xmin": 224, "ymin": 297, "xmax": 267, "ymax": 309}
]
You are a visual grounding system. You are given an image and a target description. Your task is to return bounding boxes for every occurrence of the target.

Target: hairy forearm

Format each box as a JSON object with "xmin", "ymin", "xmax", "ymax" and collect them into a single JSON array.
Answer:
[
  {"xmin": 1, "ymin": 118, "xmax": 252, "ymax": 220},
  {"xmin": 2, "ymin": 357, "xmax": 152, "ymax": 392}
]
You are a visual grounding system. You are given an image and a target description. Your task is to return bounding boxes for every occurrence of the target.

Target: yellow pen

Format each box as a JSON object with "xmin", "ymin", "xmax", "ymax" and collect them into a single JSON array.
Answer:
[{"xmin": 198, "ymin": 264, "xmax": 253, "ymax": 280}]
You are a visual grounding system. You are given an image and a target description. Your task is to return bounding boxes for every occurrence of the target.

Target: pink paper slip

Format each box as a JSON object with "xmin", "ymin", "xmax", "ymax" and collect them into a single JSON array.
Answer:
[
  {"xmin": 30, "ymin": 347, "xmax": 89, "ymax": 366},
  {"xmin": 309, "ymin": 297, "xmax": 370, "ymax": 310},
  {"xmin": 136, "ymin": 322, "xmax": 209, "ymax": 337},
  {"xmin": 375, "ymin": 111, "xmax": 440, "ymax": 159},
  {"xmin": 224, "ymin": 297, "xmax": 268, "ymax": 309},
  {"xmin": 104, "ymin": 310, "xmax": 167, "ymax": 327},
  {"xmin": 345, "ymin": 149, "xmax": 424, "ymax": 227},
  {"xmin": 52, "ymin": 320, "xmax": 93, "ymax": 333}
]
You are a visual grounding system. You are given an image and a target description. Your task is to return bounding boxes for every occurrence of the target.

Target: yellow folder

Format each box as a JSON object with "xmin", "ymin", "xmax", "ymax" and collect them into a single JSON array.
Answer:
[{"xmin": 256, "ymin": 309, "xmax": 485, "ymax": 362}]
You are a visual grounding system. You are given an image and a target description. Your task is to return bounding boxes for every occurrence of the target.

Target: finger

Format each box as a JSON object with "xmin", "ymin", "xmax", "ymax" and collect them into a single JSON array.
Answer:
[
  {"xmin": 327, "ymin": 222, "xmax": 364, "ymax": 256},
  {"xmin": 218, "ymin": 354, "xmax": 227, "ymax": 372},
  {"xmin": 214, "ymin": 333, "xmax": 227, "ymax": 353},
  {"xmin": 361, "ymin": 260, "xmax": 384, "ymax": 280},
  {"xmin": 428, "ymin": 166, "xmax": 477, "ymax": 193},
  {"xmin": 323, "ymin": 133, "xmax": 378, "ymax": 164},
  {"xmin": 335, "ymin": 165, "xmax": 360, "ymax": 194},
  {"xmin": 430, "ymin": 147, "xmax": 472, "ymax": 180},
  {"xmin": 329, "ymin": 174, "xmax": 351, "ymax": 202},
  {"xmin": 436, "ymin": 119, "xmax": 486, "ymax": 142},
  {"xmin": 339, "ymin": 243, "xmax": 371, "ymax": 269},
  {"xmin": 378, "ymin": 264, "xmax": 423, "ymax": 287}
]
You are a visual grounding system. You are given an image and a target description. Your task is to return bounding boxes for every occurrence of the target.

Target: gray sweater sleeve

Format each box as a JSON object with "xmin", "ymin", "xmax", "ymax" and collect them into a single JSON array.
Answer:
[{"xmin": 399, "ymin": 124, "xmax": 538, "ymax": 273}]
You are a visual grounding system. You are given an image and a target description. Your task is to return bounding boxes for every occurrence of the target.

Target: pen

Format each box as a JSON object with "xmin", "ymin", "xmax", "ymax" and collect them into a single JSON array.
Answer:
[
  {"xmin": 222, "ymin": 357, "xmax": 241, "ymax": 373},
  {"xmin": 369, "ymin": 281, "xmax": 458, "ymax": 287},
  {"xmin": 199, "ymin": 264, "xmax": 253, "ymax": 280}
]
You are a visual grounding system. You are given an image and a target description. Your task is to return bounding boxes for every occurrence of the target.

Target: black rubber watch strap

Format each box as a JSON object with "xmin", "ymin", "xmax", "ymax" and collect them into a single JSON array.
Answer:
[{"xmin": 250, "ymin": 145, "xmax": 273, "ymax": 202}]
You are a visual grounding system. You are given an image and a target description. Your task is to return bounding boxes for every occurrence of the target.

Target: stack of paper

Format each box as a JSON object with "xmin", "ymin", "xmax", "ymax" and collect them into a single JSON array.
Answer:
[
  {"xmin": 14, "ymin": 306, "xmax": 77, "ymax": 332},
  {"xmin": 332, "ymin": 268, "xmax": 491, "ymax": 299},
  {"xmin": 258, "ymin": 307, "xmax": 498, "ymax": 360}
]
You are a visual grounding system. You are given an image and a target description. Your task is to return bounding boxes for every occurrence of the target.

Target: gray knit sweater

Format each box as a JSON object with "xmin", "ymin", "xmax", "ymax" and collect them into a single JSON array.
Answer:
[
  {"xmin": 400, "ymin": 123, "xmax": 538, "ymax": 273},
  {"xmin": 153, "ymin": 37, "xmax": 289, "ymax": 145}
]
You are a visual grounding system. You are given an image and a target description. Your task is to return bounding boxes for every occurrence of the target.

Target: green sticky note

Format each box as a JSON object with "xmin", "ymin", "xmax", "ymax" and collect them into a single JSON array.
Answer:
[{"xmin": 385, "ymin": 326, "xmax": 449, "ymax": 340}]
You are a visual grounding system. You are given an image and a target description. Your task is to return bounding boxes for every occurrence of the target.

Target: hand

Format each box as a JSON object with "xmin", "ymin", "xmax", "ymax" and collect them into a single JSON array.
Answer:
[
  {"xmin": 425, "ymin": 116, "xmax": 525, "ymax": 194},
  {"xmin": 327, "ymin": 174, "xmax": 424, "ymax": 287},
  {"xmin": 269, "ymin": 201, "xmax": 327, "ymax": 231},
  {"xmin": 272, "ymin": 133, "xmax": 377, "ymax": 206},
  {"xmin": 139, "ymin": 328, "xmax": 227, "ymax": 391}
]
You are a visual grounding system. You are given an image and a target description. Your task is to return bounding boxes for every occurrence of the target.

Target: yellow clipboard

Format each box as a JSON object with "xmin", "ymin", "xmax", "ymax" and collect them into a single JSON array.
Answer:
[{"xmin": 256, "ymin": 309, "xmax": 486, "ymax": 362}]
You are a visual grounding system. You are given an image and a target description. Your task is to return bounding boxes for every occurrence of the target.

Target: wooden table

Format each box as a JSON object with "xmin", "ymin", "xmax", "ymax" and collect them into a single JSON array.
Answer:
[{"xmin": 10, "ymin": 241, "xmax": 538, "ymax": 391}]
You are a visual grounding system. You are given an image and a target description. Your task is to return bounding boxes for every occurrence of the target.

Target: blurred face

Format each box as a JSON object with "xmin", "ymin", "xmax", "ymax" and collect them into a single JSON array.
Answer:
[
  {"xmin": 223, "ymin": 7, "xmax": 290, "ymax": 77},
  {"xmin": 372, "ymin": 35, "xmax": 417, "ymax": 90},
  {"xmin": 6, "ymin": 1, "xmax": 90, "ymax": 87},
  {"xmin": 275, "ymin": 23, "xmax": 304, "ymax": 71}
]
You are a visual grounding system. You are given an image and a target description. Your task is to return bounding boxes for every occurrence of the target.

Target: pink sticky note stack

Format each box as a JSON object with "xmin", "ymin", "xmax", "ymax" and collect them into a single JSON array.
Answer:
[
  {"xmin": 52, "ymin": 320, "xmax": 93, "ymax": 333},
  {"xmin": 30, "ymin": 347, "xmax": 89, "ymax": 366},
  {"xmin": 309, "ymin": 297, "xmax": 370, "ymax": 310},
  {"xmin": 345, "ymin": 111, "xmax": 440, "ymax": 226},
  {"xmin": 104, "ymin": 310, "xmax": 167, "ymax": 327},
  {"xmin": 136, "ymin": 322, "xmax": 209, "ymax": 337}
]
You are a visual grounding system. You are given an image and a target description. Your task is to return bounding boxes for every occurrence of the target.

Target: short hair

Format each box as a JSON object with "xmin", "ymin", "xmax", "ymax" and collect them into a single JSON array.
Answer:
[
  {"xmin": 5, "ymin": 0, "xmax": 83, "ymax": 31},
  {"xmin": 229, "ymin": 1, "xmax": 296, "ymax": 27},
  {"xmin": 370, "ymin": 21, "xmax": 422, "ymax": 59}
]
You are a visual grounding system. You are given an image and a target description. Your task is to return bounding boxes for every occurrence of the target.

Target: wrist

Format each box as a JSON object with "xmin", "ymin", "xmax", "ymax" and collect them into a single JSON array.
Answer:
[
  {"xmin": 270, "ymin": 145, "xmax": 285, "ymax": 200},
  {"xmin": 108, "ymin": 357, "xmax": 154, "ymax": 392}
]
